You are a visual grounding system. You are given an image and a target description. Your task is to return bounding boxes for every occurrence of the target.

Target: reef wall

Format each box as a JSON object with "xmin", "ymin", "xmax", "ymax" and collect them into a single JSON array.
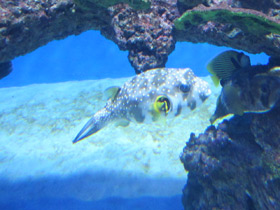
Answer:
[
  {"xmin": 1, "ymin": 0, "xmax": 280, "ymax": 73},
  {"xmin": 180, "ymin": 109, "xmax": 280, "ymax": 210}
]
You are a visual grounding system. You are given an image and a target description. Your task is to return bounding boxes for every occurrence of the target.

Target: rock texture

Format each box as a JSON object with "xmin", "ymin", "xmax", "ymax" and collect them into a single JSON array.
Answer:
[
  {"xmin": 175, "ymin": 3, "xmax": 280, "ymax": 57},
  {"xmin": 180, "ymin": 109, "xmax": 280, "ymax": 210},
  {"xmin": 0, "ymin": 0, "xmax": 109, "ymax": 65},
  {"xmin": 106, "ymin": 1, "xmax": 178, "ymax": 73},
  {"xmin": 1, "ymin": 0, "xmax": 280, "ymax": 74}
]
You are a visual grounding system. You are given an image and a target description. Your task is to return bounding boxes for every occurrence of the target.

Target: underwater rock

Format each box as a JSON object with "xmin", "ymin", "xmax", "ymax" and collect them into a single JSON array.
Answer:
[
  {"xmin": 104, "ymin": 1, "xmax": 179, "ymax": 73},
  {"xmin": 174, "ymin": 3, "xmax": 280, "ymax": 56},
  {"xmin": 180, "ymin": 109, "xmax": 280, "ymax": 209},
  {"xmin": 0, "ymin": 0, "xmax": 112, "ymax": 63},
  {"xmin": 73, "ymin": 0, "xmax": 151, "ymax": 11},
  {"xmin": 1, "ymin": 0, "xmax": 280, "ymax": 73},
  {"xmin": 0, "ymin": 61, "xmax": 12, "ymax": 79}
]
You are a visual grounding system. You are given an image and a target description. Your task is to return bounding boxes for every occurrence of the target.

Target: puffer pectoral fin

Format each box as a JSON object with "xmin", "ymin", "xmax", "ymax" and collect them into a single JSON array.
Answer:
[
  {"xmin": 115, "ymin": 119, "xmax": 130, "ymax": 127},
  {"xmin": 104, "ymin": 86, "xmax": 121, "ymax": 101},
  {"xmin": 151, "ymin": 110, "xmax": 161, "ymax": 122}
]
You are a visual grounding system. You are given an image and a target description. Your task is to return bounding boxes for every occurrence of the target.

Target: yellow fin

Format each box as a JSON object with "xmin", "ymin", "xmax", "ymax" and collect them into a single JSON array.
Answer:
[
  {"xmin": 211, "ymin": 75, "xmax": 220, "ymax": 87},
  {"xmin": 151, "ymin": 106, "xmax": 163, "ymax": 122},
  {"xmin": 104, "ymin": 86, "xmax": 121, "ymax": 101},
  {"xmin": 151, "ymin": 111, "xmax": 160, "ymax": 122},
  {"xmin": 210, "ymin": 95, "xmax": 230, "ymax": 124},
  {"xmin": 206, "ymin": 50, "xmax": 250, "ymax": 85},
  {"xmin": 269, "ymin": 66, "xmax": 280, "ymax": 71},
  {"xmin": 268, "ymin": 66, "xmax": 280, "ymax": 76},
  {"xmin": 151, "ymin": 109, "xmax": 168, "ymax": 126},
  {"xmin": 115, "ymin": 119, "xmax": 130, "ymax": 127},
  {"xmin": 210, "ymin": 113, "xmax": 234, "ymax": 125}
]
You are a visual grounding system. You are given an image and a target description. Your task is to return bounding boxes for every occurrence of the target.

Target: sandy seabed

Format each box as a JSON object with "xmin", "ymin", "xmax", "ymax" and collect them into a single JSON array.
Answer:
[{"xmin": 0, "ymin": 76, "xmax": 220, "ymax": 209}]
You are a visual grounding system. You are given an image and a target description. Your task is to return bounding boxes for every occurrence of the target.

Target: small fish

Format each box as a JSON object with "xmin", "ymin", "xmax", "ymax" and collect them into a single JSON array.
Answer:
[
  {"xmin": 0, "ymin": 61, "xmax": 12, "ymax": 79},
  {"xmin": 208, "ymin": 50, "xmax": 280, "ymax": 124},
  {"xmin": 73, "ymin": 68, "xmax": 211, "ymax": 143},
  {"xmin": 207, "ymin": 50, "xmax": 251, "ymax": 86}
]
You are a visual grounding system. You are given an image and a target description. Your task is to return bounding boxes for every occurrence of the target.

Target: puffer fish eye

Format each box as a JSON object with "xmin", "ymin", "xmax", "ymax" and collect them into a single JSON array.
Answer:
[
  {"xmin": 179, "ymin": 84, "xmax": 191, "ymax": 93},
  {"xmin": 155, "ymin": 96, "xmax": 171, "ymax": 113}
]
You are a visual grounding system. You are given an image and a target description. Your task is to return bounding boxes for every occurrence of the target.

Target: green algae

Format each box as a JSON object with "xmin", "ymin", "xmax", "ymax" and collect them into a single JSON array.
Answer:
[
  {"xmin": 74, "ymin": 0, "xmax": 151, "ymax": 10},
  {"xmin": 174, "ymin": 9, "xmax": 280, "ymax": 36}
]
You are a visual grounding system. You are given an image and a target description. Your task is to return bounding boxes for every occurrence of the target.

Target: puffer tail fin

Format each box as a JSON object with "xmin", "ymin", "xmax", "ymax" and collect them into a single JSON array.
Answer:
[{"xmin": 73, "ymin": 108, "xmax": 113, "ymax": 144}]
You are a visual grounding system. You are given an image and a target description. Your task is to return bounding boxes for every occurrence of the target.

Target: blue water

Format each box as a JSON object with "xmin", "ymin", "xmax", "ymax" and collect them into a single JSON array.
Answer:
[
  {"xmin": 2, "ymin": 196, "xmax": 182, "ymax": 210},
  {"xmin": 0, "ymin": 30, "xmax": 268, "ymax": 88},
  {"xmin": 0, "ymin": 171, "xmax": 184, "ymax": 210},
  {"xmin": 0, "ymin": 30, "xmax": 269, "ymax": 210}
]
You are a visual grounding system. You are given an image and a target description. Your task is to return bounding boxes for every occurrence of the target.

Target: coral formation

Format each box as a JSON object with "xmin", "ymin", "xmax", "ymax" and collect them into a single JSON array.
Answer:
[
  {"xmin": 174, "ymin": 4, "xmax": 280, "ymax": 56},
  {"xmin": 0, "ymin": 0, "xmax": 111, "ymax": 65},
  {"xmin": 180, "ymin": 109, "xmax": 280, "ymax": 209},
  {"xmin": 73, "ymin": 0, "xmax": 151, "ymax": 10},
  {"xmin": 105, "ymin": 1, "xmax": 178, "ymax": 73}
]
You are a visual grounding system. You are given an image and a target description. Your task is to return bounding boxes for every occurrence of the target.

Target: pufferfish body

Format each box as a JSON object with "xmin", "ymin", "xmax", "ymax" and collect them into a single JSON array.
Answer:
[{"xmin": 73, "ymin": 68, "xmax": 211, "ymax": 143}]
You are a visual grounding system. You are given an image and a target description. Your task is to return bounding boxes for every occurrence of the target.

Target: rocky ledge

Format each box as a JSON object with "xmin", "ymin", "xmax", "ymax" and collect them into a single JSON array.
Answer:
[
  {"xmin": 1, "ymin": 0, "xmax": 280, "ymax": 73},
  {"xmin": 180, "ymin": 108, "xmax": 280, "ymax": 209}
]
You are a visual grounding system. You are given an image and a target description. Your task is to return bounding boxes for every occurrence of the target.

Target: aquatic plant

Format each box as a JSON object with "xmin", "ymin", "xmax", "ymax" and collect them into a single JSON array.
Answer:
[{"xmin": 175, "ymin": 6, "xmax": 280, "ymax": 36}]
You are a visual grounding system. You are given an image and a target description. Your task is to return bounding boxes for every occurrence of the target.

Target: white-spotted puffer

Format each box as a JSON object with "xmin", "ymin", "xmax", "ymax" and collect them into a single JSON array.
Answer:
[{"xmin": 73, "ymin": 68, "xmax": 211, "ymax": 143}]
